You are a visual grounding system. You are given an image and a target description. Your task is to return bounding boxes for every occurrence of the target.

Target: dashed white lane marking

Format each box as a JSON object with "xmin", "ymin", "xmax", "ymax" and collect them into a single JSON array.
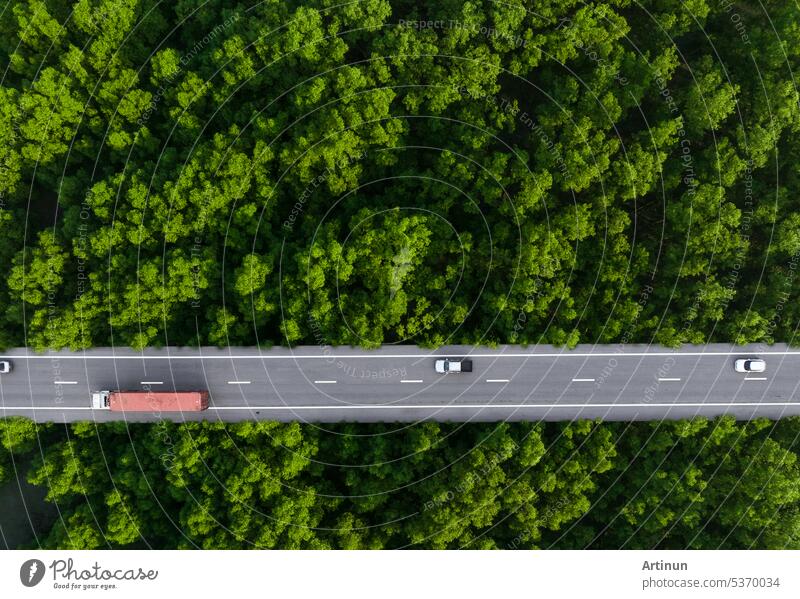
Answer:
[
  {"xmin": 313, "ymin": 380, "xmax": 337, "ymax": 384},
  {"xmin": 572, "ymin": 378, "xmax": 595, "ymax": 382},
  {"xmin": 486, "ymin": 379, "xmax": 510, "ymax": 383},
  {"xmin": 227, "ymin": 381, "xmax": 251, "ymax": 385},
  {"xmin": 658, "ymin": 378, "xmax": 681, "ymax": 382},
  {"xmin": 401, "ymin": 380, "xmax": 424, "ymax": 383},
  {"xmin": 53, "ymin": 381, "xmax": 77, "ymax": 385},
  {"xmin": 745, "ymin": 377, "xmax": 767, "ymax": 381}
]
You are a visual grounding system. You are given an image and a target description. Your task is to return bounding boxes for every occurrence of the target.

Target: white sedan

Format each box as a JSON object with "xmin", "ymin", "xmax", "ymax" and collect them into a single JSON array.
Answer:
[
  {"xmin": 0, "ymin": 361, "xmax": 11, "ymax": 374},
  {"xmin": 734, "ymin": 358, "xmax": 765, "ymax": 373}
]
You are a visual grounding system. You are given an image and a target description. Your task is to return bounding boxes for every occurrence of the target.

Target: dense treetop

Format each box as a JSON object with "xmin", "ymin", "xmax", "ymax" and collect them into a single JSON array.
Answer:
[
  {"xmin": 1, "ymin": 0, "xmax": 798, "ymax": 350},
  {"xmin": 2, "ymin": 415, "xmax": 800, "ymax": 549}
]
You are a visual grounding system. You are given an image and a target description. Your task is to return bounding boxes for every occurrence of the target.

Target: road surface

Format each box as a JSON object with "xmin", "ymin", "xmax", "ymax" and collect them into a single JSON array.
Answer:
[{"xmin": 0, "ymin": 344, "xmax": 798, "ymax": 422}]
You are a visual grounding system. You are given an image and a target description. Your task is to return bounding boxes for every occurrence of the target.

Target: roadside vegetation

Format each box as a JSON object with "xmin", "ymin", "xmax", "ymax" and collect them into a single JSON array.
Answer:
[
  {"xmin": 3, "ymin": 416, "xmax": 800, "ymax": 549},
  {"xmin": 1, "ymin": 0, "xmax": 799, "ymax": 548}
]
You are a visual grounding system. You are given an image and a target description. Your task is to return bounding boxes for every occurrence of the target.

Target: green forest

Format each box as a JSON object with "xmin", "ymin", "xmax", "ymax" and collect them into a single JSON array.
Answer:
[
  {"xmin": 1, "ymin": 0, "xmax": 800, "ymax": 548},
  {"xmin": 3, "ymin": 416, "xmax": 800, "ymax": 549}
]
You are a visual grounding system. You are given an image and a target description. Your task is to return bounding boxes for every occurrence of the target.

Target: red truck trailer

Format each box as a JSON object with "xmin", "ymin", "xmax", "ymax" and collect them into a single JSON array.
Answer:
[{"xmin": 92, "ymin": 390, "xmax": 209, "ymax": 412}]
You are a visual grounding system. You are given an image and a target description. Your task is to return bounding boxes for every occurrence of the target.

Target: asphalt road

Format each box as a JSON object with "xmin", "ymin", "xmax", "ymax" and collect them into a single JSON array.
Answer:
[{"xmin": 0, "ymin": 344, "xmax": 798, "ymax": 422}]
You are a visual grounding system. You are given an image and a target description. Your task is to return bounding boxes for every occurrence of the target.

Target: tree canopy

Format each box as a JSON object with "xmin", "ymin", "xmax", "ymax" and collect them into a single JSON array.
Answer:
[
  {"xmin": 1, "ymin": 416, "xmax": 798, "ymax": 549},
  {"xmin": 0, "ymin": 0, "xmax": 798, "ymax": 350}
]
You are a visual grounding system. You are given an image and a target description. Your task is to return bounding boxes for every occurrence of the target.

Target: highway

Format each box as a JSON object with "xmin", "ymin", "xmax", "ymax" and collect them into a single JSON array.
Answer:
[{"xmin": 0, "ymin": 344, "xmax": 798, "ymax": 422}]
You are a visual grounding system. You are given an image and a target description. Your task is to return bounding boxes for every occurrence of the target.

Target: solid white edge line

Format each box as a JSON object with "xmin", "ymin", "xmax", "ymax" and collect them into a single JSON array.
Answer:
[
  {"xmin": 658, "ymin": 378, "xmax": 681, "ymax": 381},
  {"xmin": 209, "ymin": 402, "xmax": 799, "ymax": 409},
  {"xmin": 2, "ymin": 407, "xmax": 95, "ymax": 410},
  {"xmin": 313, "ymin": 380, "xmax": 337, "ymax": 384},
  {"xmin": 4, "ymin": 350, "xmax": 800, "ymax": 359},
  {"xmin": 400, "ymin": 380, "xmax": 423, "ymax": 383},
  {"xmin": 2, "ymin": 401, "xmax": 798, "ymax": 411},
  {"xmin": 141, "ymin": 381, "xmax": 163, "ymax": 385},
  {"xmin": 745, "ymin": 377, "xmax": 768, "ymax": 381},
  {"xmin": 486, "ymin": 379, "xmax": 510, "ymax": 383},
  {"xmin": 572, "ymin": 378, "xmax": 595, "ymax": 382},
  {"xmin": 227, "ymin": 381, "xmax": 251, "ymax": 385},
  {"xmin": 53, "ymin": 381, "xmax": 78, "ymax": 385}
]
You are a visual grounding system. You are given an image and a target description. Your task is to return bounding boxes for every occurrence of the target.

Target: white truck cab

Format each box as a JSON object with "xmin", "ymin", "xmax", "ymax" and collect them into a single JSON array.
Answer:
[{"xmin": 91, "ymin": 391, "xmax": 111, "ymax": 409}]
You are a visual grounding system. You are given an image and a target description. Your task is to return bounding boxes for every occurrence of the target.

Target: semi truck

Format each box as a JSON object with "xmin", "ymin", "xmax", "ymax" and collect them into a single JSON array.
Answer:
[
  {"xmin": 435, "ymin": 358, "xmax": 473, "ymax": 373},
  {"xmin": 91, "ymin": 390, "xmax": 209, "ymax": 412}
]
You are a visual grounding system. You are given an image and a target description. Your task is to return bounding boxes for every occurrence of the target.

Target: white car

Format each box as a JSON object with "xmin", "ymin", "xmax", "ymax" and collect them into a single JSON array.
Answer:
[
  {"xmin": 734, "ymin": 358, "xmax": 765, "ymax": 373},
  {"xmin": 434, "ymin": 359, "xmax": 473, "ymax": 373},
  {"xmin": 0, "ymin": 361, "xmax": 11, "ymax": 374}
]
